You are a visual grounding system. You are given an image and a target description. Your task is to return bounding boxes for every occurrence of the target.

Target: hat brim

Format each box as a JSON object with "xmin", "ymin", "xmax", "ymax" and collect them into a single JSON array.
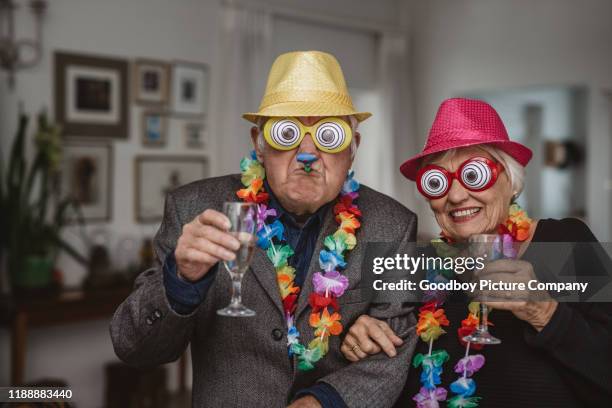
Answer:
[
  {"xmin": 400, "ymin": 139, "xmax": 533, "ymax": 181},
  {"xmin": 243, "ymin": 101, "xmax": 371, "ymax": 124}
]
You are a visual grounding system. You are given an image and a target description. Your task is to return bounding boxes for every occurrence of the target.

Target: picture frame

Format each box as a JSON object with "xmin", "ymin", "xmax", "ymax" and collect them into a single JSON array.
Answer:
[
  {"xmin": 133, "ymin": 59, "xmax": 170, "ymax": 105},
  {"xmin": 184, "ymin": 121, "xmax": 207, "ymax": 149},
  {"xmin": 54, "ymin": 51, "xmax": 129, "ymax": 139},
  {"xmin": 142, "ymin": 111, "xmax": 168, "ymax": 147},
  {"xmin": 134, "ymin": 156, "xmax": 209, "ymax": 223},
  {"xmin": 170, "ymin": 61, "xmax": 209, "ymax": 117},
  {"xmin": 59, "ymin": 141, "xmax": 113, "ymax": 222}
]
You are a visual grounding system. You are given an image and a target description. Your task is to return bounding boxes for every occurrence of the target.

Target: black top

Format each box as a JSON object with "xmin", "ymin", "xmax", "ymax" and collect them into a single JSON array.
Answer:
[{"xmin": 395, "ymin": 218, "xmax": 612, "ymax": 407}]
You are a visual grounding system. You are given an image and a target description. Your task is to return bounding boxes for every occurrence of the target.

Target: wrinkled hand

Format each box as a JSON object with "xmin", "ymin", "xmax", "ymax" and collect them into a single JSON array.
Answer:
[
  {"xmin": 174, "ymin": 209, "xmax": 240, "ymax": 282},
  {"xmin": 287, "ymin": 396, "xmax": 321, "ymax": 408},
  {"xmin": 340, "ymin": 315, "xmax": 403, "ymax": 362},
  {"xmin": 474, "ymin": 259, "xmax": 558, "ymax": 331}
]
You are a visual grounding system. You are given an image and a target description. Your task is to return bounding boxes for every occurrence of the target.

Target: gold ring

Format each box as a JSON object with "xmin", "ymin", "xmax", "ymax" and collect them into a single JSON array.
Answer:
[{"xmin": 351, "ymin": 344, "xmax": 361, "ymax": 353}]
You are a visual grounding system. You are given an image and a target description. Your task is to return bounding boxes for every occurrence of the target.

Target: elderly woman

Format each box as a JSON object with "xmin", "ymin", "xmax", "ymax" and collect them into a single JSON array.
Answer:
[{"xmin": 342, "ymin": 98, "xmax": 612, "ymax": 407}]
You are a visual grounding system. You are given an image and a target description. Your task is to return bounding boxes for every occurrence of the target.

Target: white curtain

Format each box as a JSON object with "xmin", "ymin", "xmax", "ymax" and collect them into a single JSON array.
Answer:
[{"xmin": 214, "ymin": 2, "xmax": 273, "ymax": 176}]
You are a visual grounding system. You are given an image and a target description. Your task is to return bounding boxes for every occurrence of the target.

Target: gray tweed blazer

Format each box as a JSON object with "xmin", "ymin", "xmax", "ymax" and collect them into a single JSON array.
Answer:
[{"xmin": 110, "ymin": 174, "xmax": 418, "ymax": 408}]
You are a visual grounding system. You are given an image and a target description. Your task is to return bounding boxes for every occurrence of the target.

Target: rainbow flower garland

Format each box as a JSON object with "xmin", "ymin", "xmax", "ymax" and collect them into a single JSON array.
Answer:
[
  {"xmin": 412, "ymin": 204, "xmax": 532, "ymax": 408},
  {"xmin": 237, "ymin": 151, "xmax": 361, "ymax": 371}
]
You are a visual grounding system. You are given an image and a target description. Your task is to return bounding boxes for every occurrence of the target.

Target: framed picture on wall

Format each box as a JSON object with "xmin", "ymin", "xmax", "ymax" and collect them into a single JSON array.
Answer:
[
  {"xmin": 142, "ymin": 111, "xmax": 167, "ymax": 147},
  {"xmin": 170, "ymin": 61, "xmax": 209, "ymax": 117},
  {"xmin": 59, "ymin": 142, "xmax": 113, "ymax": 222},
  {"xmin": 54, "ymin": 51, "xmax": 129, "ymax": 138},
  {"xmin": 184, "ymin": 121, "xmax": 207, "ymax": 148},
  {"xmin": 133, "ymin": 59, "xmax": 170, "ymax": 105},
  {"xmin": 134, "ymin": 156, "xmax": 209, "ymax": 223}
]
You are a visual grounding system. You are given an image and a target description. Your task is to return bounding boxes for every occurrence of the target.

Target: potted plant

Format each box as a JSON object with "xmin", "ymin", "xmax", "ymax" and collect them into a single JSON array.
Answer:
[{"xmin": 0, "ymin": 111, "xmax": 86, "ymax": 291}]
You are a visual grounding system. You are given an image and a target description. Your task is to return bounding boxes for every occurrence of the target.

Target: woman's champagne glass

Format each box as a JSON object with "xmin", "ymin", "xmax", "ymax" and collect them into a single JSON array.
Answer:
[
  {"xmin": 463, "ymin": 234, "xmax": 504, "ymax": 344},
  {"xmin": 216, "ymin": 202, "xmax": 257, "ymax": 317}
]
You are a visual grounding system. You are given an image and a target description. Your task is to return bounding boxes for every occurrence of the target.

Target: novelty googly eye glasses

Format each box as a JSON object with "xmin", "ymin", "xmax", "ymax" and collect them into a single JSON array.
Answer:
[
  {"xmin": 416, "ymin": 157, "xmax": 503, "ymax": 199},
  {"xmin": 263, "ymin": 117, "xmax": 353, "ymax": 153}
]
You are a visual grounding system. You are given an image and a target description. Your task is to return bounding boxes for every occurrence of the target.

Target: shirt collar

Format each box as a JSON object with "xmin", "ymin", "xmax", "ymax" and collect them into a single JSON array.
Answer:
[{"xmin": 264, "ymin": 179, "xmax": 330, "ymax": 229}]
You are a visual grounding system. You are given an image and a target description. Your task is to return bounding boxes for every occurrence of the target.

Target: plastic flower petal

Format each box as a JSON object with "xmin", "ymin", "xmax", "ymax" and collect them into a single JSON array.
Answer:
[
  {"xmin": 462, "ymin": 314, "xmax": 479, "ymax": 329},
  {"xmin": 446, "ymin": 394, "xmax": 481, "ymax": 408},
  {"xmin": 312, "ymin": 271, "xmax": 349, "ymax": 297},
  {"xmin": 309, "ymin": 308, "xmax": 343, "ymax": 337},
  {"xmin": 427, "ymin": 350, "xmax": 451, "ymax": 367},
  {"xmin": 501, "ymin": 233, "xmax": 518, "ymax": 258},
  {"xmin": 277, "ymin": 272, "xmax": 300, "ymax": 298},
  {"xmin": 267, "ymin": 244, "xmax": 294, "ymax": 268},
  {"xmin": 287, "ymin": 325, "xmax": 301, "ymax": 355},
  {"xmin": 333, "ymin": 194, "xmax": 362, "ymax": 217},
  {"xmin": 256, "ymin": 220, "xmax": 284, "ymax": 249},
  {"xmin": 283, "ymin": 293, "xmax": 298, "ymax": 314},
  {"xmin": 336, "ymin": 211, "xmax": 361, "ymax": 234},
  {"xmin": 454, "ymin": 354, "xmax": 485, "ymax": 377},
  {"xmin": 499, "ymin": 203, "xmax": 533, "ymax": 242},
  {"xmin": 417, "ymin": 308, "xmax": 450, "ymax": 334},
  {"xmin": 419, "ymin": 325, "xmax": 446, "ymax": 343},
  {"xmin": 277, "ymin": 265, "xmax": 296, "ymax": 280},
  {"xmin": 319, "ymin": 250, "xmax": 347, "ymax": 272},
  {"xmin": 244, "ymin": 206, "xmax": 256, "ymax": 233},
  {"xmin": 324, "ymin": 230, "xmax": 356, "ymax": 253},
  {"xmin": 290, "ymin": 342, "xmax": 305, "ymax": 357},
  {"xmin": 237, "ymin": 178, "xmax": 268, "ymax": 203},
  {"xmin": 241, "ymin": 160, "xmax": 265, "ymax": 186},
  {"xmin": 239, "ymin": 155, "xmax": 254, "ymax": 173},
  {"xmin": 308, "ymin": 293, "xmax": 339, "ymax": 313},
  {"xmin": 450, "ymin": 377, "xmax": 476, "ymax": 397},
  {"xmin": 413, "ymin": 386, "xmax": 447, "ymax": 408},
  {"xmin": 256, "ymin": 204, "xmax": 277, "ymax": 231},
  {"xmin": 341, "ymin": 170, "xmax": 360, "ymax": 194},
  {"xmin": 297, "ymin": 346, "xmax": 322, "ymax": 371},
  {"xmin": 417, "ymin": 307, "xmax": 449, "ymax": 342},
  {"xmin": 308, "ymin": 337, "xmax": 329, "ymax": 356},
  {"xmin": 420, "ymin": 365, "xmax": 444, "ymax": 389}
]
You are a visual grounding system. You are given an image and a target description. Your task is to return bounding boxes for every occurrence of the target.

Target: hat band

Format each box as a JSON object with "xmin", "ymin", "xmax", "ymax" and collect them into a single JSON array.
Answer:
[{"xmin": 260, "ymin": 90, "xmax": 355, "ymax": 111}]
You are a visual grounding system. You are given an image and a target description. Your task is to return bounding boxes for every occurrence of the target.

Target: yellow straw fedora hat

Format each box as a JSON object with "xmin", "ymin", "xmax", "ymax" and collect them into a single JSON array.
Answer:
[{"xmin": 243, "ymin": 50, "xmax": 372, "ymax": 123}]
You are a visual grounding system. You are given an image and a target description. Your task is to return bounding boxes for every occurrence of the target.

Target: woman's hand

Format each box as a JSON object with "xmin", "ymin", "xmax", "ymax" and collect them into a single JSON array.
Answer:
[
  {"xmin": 474, "ymin": 259, "xmax": 558, "ymax": 331},
  {"xmin": 340, "ymin": 315, "xmax": 403, "ymax": 361}
]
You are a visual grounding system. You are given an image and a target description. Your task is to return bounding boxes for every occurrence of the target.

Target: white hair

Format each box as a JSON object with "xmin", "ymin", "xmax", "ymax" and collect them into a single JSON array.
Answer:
[
  {"xmin": 422, "ymin": 145, "xmax": 525, "ymax": 201},
  {"xmin": 254, "ymin": 116, "xmax": 359, "ymax": 159}
]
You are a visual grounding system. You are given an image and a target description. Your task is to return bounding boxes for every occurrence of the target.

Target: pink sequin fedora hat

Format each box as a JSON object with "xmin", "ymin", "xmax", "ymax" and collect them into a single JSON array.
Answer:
[{"xmin": 400, "ymin": 98, "xmax": 533, "ymax": 180}]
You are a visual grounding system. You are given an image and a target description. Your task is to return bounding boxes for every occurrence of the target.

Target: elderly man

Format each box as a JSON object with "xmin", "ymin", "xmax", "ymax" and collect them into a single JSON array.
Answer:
[{"xmin": 110, "ymin": 51, "xmax": 417, "ymax": 408}]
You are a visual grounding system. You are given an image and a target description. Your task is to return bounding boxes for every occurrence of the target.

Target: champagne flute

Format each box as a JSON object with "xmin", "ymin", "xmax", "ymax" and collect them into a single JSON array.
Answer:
[
  {"xmin": 463, "ymin": 234, "xmax": 504, "ymax": 345},
  {"xmin": 216, "ymin": 202, "xmax": 257, "ymax": 317}
]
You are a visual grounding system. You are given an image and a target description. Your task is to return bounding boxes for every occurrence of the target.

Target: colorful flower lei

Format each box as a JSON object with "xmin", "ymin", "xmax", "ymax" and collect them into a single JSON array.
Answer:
[
  {"xmin": 237, "ymin": 151, "xmax": 361, "ymax": 371},
  {"xmin": 413, "ymin": 204, "xmax": 532, "ymax": 407}
]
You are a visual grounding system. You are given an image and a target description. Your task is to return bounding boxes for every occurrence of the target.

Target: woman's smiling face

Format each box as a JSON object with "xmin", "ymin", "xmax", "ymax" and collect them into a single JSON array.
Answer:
[{"xmin": 425, "ymin": 146, "xmax": 514, "ymax": 242}]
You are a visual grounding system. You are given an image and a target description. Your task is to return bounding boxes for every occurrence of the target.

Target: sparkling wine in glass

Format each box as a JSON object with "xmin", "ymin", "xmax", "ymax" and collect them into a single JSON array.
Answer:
[
  {"xmin": 217, "ymin": 202, "xmax": 257, "ymax": 317},
  {"xmin": 463, "ymin": 234, "xmax": 503, "ymax": 345}
]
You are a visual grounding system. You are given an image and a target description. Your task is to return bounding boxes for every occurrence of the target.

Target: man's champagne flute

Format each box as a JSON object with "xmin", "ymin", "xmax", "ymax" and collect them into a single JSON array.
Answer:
[
  {"xmin": 216, "ymin": 202, "xmax": 257, "ymax": 317},
  {"xmin": 463, "ymin": 234, "xmax": 503, "ymax": 344}
]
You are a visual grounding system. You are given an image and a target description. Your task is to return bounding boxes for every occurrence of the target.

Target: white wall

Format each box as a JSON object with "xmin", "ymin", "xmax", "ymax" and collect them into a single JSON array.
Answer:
[
  {"xmin": 406, "ymin": 0, "xmax": 612, "ymax": 239},
  {"xmin": 1, "ymin": 1, "xmax": 222, "ymax": 405},
  {"xmin": 0, "ymin": 0, "xmax": 404, "ymax": 406}
]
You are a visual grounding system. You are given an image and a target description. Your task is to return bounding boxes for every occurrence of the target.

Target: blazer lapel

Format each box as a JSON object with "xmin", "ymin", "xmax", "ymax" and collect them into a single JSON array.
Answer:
[
  {"xmin": 250, "ymin": 246, "xmax": 284, "ymax": 316},
  {"xmin": 294, "ymin": 207, "xmax": 337, "ymax": 320}
]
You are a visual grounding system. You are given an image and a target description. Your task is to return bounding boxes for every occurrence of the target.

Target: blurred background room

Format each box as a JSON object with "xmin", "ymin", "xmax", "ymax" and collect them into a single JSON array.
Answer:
[{"xmin": 0, "ymin": 0, "xmax": 611, "ymax": 406}]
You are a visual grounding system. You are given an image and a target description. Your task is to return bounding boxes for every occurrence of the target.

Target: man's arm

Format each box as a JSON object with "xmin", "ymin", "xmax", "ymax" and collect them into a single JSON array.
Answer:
[
  {"xmin": 317, "ymin": 303, "xmax": 417, "ymax": 408},
  {"xmin": 311, "ymin": 215, "xmax": 419, "ymax": 408},
  {"xmin": 110, "ymin": 192, "xmax": 201, "ymax": 367}
]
